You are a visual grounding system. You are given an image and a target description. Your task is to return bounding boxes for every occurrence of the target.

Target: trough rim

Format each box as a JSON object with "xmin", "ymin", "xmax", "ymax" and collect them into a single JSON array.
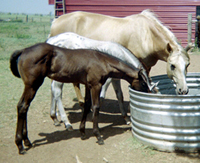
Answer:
[{"xmin": 129, "ymin": 72, "xmax": 200, "ymax": 98}]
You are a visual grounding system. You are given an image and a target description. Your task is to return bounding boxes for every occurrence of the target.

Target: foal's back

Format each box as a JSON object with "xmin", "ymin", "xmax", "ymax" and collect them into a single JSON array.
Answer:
[
  {"xmin": 48, "ymin": 47, "xmax": 112, "ymax": 83},
  {"xmin": 24, "ymin": 43, "xmax": 137, "ymax": 85}
]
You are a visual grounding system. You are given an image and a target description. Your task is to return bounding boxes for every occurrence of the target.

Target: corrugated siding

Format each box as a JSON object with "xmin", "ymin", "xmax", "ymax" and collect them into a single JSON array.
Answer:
[{"xmin": 52, "ymin": 0, "xmax": 200, "ymax": 47}]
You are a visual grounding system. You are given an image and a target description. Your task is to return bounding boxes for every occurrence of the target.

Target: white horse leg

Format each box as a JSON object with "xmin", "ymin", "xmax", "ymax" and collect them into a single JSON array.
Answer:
[
  {"xmin": 51, "ymin": 81, "xmax": 73, "ymax": 131},
  {"xmin": 111, "ymin": 79, "xmax": 130, "ymax": 124},
  {"xmin": 50, "ymin": 81, "xmax": 61, "ymax": 126},
  {"xmin": 100, "ymin": 78, "xmax": 112, "ymax": 104}
]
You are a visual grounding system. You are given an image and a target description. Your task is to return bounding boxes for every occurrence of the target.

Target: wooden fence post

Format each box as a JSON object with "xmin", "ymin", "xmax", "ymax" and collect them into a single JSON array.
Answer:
[
  {"xmin": 197, "ymin": 15, "xmax": 200, "ymax": 47},
  {"xmin": 26, "ymin": 15, "xmax": 28, "ymax": 22},
  {"xmin": 188, "ymin": 13, "xmax": 192, "ymax": 44}
]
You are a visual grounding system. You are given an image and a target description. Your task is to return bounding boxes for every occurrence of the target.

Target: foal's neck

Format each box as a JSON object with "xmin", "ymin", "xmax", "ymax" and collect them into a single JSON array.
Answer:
[{"xmin": 108, "ymin": 61, "xmax": 138, "ymax": 84}]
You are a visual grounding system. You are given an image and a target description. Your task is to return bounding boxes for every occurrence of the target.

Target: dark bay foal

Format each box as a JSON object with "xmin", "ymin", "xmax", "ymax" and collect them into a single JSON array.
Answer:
[{"xmin": 10, "ymin": 43, "xmax": 153, "ymax": 154}]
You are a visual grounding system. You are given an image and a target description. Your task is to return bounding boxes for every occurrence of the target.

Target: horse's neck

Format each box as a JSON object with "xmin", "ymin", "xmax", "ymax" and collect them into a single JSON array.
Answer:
[
  {"xmin": 126, "ymin": 13, "xmax": 179, "ymax": 69},
  {"xmin": 107, "ymin": 59, "xmax": 138, "ymax": 84}
]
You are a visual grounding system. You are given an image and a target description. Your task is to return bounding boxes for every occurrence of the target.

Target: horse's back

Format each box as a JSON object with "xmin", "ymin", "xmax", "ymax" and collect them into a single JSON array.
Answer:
[{"xmin": 50, "ymin": 11, "xmax": 129, "ymax": 39}]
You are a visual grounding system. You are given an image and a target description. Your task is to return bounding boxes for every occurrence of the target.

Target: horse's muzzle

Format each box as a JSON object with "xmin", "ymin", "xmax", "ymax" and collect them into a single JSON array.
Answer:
[{"xmin": 177, "ymin": 88, "xmax": 189, "ymax": 95}]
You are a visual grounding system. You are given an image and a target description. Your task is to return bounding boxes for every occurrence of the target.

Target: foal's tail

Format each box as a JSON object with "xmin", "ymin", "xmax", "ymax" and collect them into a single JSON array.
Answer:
[{"xmin": 10, "ymin": 50, "xmax": 23, "ymax": 78}]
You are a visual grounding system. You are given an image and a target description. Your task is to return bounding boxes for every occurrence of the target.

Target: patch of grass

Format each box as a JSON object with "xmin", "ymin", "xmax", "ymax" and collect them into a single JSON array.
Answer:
[
  {"xmin": 15, "ymin": 33, "xmax": 32, "ymax": 39},
  {"xmin": 122, "ymin": 136, "xmax": 158, "ymax": 157},
  {"xmin": 0, "ymin": 14, "xmax": 53, "ymax": 128}
]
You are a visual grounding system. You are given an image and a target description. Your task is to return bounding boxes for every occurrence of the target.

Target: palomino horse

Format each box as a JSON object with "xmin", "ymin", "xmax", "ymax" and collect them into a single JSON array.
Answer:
[
  {"xmin": 50, "ymin": 9, "xmax": 190, "ymax": 95},
  {"xmin": 10, "ymin": 43, "xmax": 154, "ymax": 154},
  {"xmin": 46, "ymin": 32, "xmax": 157, "ymax": 129}
]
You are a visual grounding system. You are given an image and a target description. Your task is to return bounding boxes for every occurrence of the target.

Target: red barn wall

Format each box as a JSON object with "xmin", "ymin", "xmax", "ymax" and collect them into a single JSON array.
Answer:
[
  {"xmin": 50, "ymin": 0, "xmax": 200, "ymax": 47},
  {"xmin": 48, "ymin": 0, "xmax": 54, "ymax": 5}
]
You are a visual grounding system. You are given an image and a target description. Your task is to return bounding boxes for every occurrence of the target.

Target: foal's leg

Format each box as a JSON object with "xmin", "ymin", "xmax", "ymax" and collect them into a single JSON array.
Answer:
[
  {"xmin": 51, "ymin": 81, "xmax": 73, "ymax": 130},
  {"xmin": 100, "ymin": 78, "xmax": 112, "ymax": 103},
  {"xmin": 91, "ymin": 85, "xmax": 104, "ymax": 145},
  {"xmin": 73, "ymin": 83, "xmax": 84, "ymax": 107},
  {"xmin": 15, "ymin": 85, "xmax": 38, "ymax": 154},
  {"xmin": 80, "ymin": 87, "xmax": 91, "ymax": 139},
  {"xmin": 111, "ymin": 79, "xmax": 130, "ymax": 124}
]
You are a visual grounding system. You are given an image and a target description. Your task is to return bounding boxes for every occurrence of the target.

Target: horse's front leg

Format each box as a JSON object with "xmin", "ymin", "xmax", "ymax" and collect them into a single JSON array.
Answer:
[
  {"xmin": 100, "ymin": 78, "xmax": 112, "ymax": 104},
  {"xmin": 73, "ymin": 83, "xmax": 84, "ymax": 107},
  {"xmin": 15, "ymin": 85, "xmax": 38, "ymax": 154},
  {"xmin": 80, "ymin": 87, "xmax": 91, "ymax": 139},
  {"xmin": 91, "ymin": 85, "xmax": 104, "ymax": 145},
  {"xmin": 111, "ymin": 79, "xmax": 130, "ymax": 124}
]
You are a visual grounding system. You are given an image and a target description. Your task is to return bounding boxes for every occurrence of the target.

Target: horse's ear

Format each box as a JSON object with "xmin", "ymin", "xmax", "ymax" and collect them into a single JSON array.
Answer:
[
  {"xmin": 185, "ymin": 42, "xmax": 194, "ymax": 52},
  {"xmin": 139, "ymin": 68, "xmax": 158, "ymax": 92},
  {"xmin": 167, "ymin": 43, "xmax": 173, "ymax": 53},
  {"xmin": 138, "ymin": 69, "xmax": 148, "ymax": 84}
]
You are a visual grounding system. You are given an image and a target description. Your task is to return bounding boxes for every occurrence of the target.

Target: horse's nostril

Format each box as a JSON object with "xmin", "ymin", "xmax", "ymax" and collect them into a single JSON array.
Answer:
[
  {"xmin": 178, "ymin": 88, "xmax": 189, "ymax": 95},
  {"xmin": 184, "ymin": 89, "xmax": 189, "ymax": 95}
]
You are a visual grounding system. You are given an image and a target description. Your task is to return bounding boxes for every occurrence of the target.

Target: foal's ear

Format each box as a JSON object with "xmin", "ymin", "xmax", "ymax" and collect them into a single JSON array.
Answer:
[
  {"xmin": 167, "ymin": 43, "xmax": 173, "ymax": 53},
  {"xmin": 138, "ymin": 69, "xmax": 147, "ymax": 83}
]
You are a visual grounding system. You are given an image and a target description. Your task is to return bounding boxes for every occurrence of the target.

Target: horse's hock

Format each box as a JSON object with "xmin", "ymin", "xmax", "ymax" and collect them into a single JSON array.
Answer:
[{"xmin": 129, "ymin": 72, "xmax": 200, "ymax": 152}]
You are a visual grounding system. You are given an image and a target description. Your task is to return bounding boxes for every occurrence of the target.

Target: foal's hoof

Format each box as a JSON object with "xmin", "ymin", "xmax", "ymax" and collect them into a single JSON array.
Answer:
[
  {"xmin": 24, "ymin": 141, "xmax": 32, "ymax": 148},
  {"xmin": 19, "ymin": 148, "xmax": 26, "ymax": 155},
  {"xmin": 65, "ymin": 124, "xmax": 73, "ymax": 131},
  {"xmin": 24, "ymin": 139, "xmax": 33, "ymax": 149},
  {"xmin": 80, "ymin": 133, "xmax": 87, "ymax": 140},
  {"xmin": 97, "ymin": 139, "xmax": 104, "ymax": 145}
]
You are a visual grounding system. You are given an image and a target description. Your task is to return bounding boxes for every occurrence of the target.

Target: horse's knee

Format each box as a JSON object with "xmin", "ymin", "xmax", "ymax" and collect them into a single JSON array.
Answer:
[
  {"xmin": 17, "ymin": 104, "xmax": 29, "ymax": 118},
  {"xmin": 52, "ymin": 89, "xmax": 62, "ymax": 100}
]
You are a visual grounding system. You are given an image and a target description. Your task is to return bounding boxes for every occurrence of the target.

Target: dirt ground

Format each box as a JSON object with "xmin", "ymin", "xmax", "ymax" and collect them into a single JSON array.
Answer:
[{"xmin": 0, "ymin": 54, "xmax": 200, "ymax": 163}]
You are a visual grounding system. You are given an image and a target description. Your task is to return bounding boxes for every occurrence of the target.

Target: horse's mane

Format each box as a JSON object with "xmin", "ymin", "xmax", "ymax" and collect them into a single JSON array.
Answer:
[
  {"xmin": 140, "ymin": 10, "xmax": 190, "ymax": 60},
  {"xmin": 140, "ymin": 10, "xmax": 179, "ymax": 46}
]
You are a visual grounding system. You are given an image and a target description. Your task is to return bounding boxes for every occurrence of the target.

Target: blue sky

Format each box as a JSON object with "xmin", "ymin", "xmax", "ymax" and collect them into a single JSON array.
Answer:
[{"xmin": 0, "ymin": 0, "xmax": 54, "ymax": 15}]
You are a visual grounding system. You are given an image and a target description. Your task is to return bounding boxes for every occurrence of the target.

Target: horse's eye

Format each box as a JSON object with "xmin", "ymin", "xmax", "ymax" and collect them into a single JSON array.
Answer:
[{"xmin": 171, "ymin": 64, "xmax": 175, "ymax": 70}]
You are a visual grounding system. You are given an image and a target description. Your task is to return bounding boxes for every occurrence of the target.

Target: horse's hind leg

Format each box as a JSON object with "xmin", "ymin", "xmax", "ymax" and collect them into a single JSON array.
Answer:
[
  {"xmin": 73, "ymin": 83, "xmax": 84, "ymax": 107},
  {"xmin": 15, "ymin": 85, "xmax": 38, "ymax": 154},
  {"xmin": 51, "ymin": 81, "xmax": 73, "ymax": 130},
  {"xmin": 50, "ymin": 81, "xmax": 62, "ymax": 126},
  {"xmin": 111, "ymin": 79, "xmax": 130, "ymax": 124},
  {"xmin": 80, "ymin": 87, "xmax": 91, "ymax": 140},
  {"xmin": 91, "ymin": 85, "xmax": 104, "ymax": 145},
  {"xmin": 57, "ymin": 97, "xmax": 73, "ymax": 131}
]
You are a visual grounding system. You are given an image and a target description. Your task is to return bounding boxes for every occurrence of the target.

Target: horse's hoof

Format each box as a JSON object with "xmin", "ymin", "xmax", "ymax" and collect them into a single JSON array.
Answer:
[
  {"xmin": 19, "ymin": 148, "xmax": 26, "ymax": 155},
  {"xmin": 65, "ymin": 124, "xmax": 73, "ymax": 131},
  {"xmin": 79, "ymin": 101, "xmax": 84, "ymax": 107},
  {"xmin": 97, "ymin": 139, "xmax": 104, "ymax": 145},
  {"xmin": 24, "ymin": 140, "xmax": 32, "ymax": 148},
  {"xmin": 54, "ymin": 121, "xmax": 61, "ymax": 126},
  {"xmin": 80, "ymin": 134, "xmax": 86, "ymax": 140},
  {"xmin": 124, "ymin": 116, "xmax": 131, "ymax": 125}
]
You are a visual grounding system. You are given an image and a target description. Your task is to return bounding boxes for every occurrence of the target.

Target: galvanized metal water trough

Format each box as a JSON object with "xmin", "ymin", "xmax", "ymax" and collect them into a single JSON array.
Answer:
[{"xmin": 129, "ymin": 72, "xmax": 200, "ymax": 152}]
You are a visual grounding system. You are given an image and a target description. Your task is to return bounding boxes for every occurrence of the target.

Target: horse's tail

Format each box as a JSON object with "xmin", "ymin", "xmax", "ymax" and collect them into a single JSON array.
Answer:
[{"xmin": 10, "ymin": 50, "xmax": 23, "ymax": 78}]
